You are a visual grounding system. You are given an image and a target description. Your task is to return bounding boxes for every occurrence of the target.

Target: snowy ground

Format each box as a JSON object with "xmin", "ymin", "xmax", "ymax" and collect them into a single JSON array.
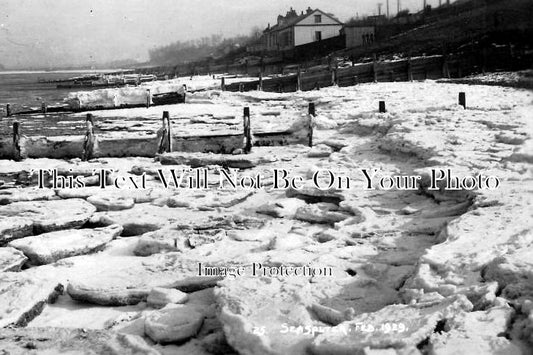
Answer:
[{"xmin": 0, "ymin": 80, "xmax": 532, "ymax": 354}]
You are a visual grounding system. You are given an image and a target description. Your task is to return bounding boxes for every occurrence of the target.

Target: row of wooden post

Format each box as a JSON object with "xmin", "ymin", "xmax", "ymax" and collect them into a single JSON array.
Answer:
[
  {"xmin": 7, "ymin": 92, "xmax": 466, "ymax": 161},
  {"xmin": 5, "ymin": 90, "xmax": 467, "ymax": 124},
  {"xmin": 377, "ymin": 92, "xmax": 466, "ymax": 113},
  {"xmin": 11, "ymin": 113, "xmax": 97, "ymax": 161},
  {"xmin": 11, "ymin": 112, "xmax": 168, "ymax": 161},
  {"xmin": 221, "ymin": 54, "xmax": 457, "ymax": 92},
  {"xmin": 10, "ymin": 104, "xmax": 316, "ymax": 160}
]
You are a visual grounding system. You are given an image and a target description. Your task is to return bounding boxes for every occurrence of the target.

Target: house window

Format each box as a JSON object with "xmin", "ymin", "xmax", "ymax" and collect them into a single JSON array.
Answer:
[
  {"xmin": 314, "ymin": 15, "xmax": 322, "ymax": 23},
  {"xmin": 315, "ymin": 31, "xmax": 322, "ymax": 41}
]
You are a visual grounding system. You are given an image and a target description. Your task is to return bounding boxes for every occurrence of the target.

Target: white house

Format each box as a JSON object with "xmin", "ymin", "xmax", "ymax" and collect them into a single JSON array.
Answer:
[{"xmin": 262, "ymin": 7, "xmax": 343, "ymax": 52}]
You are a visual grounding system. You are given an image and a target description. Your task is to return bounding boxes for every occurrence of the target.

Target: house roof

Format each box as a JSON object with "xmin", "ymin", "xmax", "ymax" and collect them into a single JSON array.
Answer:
[{"xmin": 267, "ymin": 9, "xmax": 343, "ymax": 32}]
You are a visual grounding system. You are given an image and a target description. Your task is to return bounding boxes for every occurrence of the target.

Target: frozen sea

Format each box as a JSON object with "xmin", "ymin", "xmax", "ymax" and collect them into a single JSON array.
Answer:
[{"xmin": 0, "ymin": 70, "xmax": 113, "ymax": 116}]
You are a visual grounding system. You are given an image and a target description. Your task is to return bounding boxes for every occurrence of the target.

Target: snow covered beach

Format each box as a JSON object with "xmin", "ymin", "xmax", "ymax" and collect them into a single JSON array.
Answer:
[{"xmin": 0, "ymin": 78, "xmax": 532, "ymax": 354}]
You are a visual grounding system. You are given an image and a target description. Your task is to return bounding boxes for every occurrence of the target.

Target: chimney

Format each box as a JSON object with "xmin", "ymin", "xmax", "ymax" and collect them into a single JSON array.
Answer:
[{"xmin": 306, "ymin": 7, "xmax": 313, "ymax": 14}]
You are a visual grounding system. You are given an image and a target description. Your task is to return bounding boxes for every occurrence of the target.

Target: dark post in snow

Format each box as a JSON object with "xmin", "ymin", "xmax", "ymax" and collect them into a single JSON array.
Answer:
[
  {"xmin": 373, "ymin": 54, "xmax": 378, "ymax": 83},
  {"xmin": 441, "ymin": 48, "xmax": 450, "ymax": 79},
  {"xmin": 13, "ymin": 121, "xmax": 21, "ymax": 161},
  {"xmin": 239, "ymin": 83, "xmax": 244, "ymax": 92},
  {"xmin": 308, "ymin": 102, "xmax": 315, "ymax": 148},
  {"xmin": 82, "ymin": 114, "xmax": 95, "ymax": 161},
  {"xmin": 41, "ymin": 102, "xmax": 47, "ymax": 114},
  {"xmin": 157, "ymin": 111, "xmax": 170, "ymax": 154},
  {"xmin": 379, "ymin": 101, "xmax": 386, "ymax": 113},
  {"xmin": 146, "ymin": 89, "xmax": 151, "ymax": 108},
  {"xmin": 259, "ymin": 69, "xmax": 263, "ymax": 91},
  {"xmin": 459, "ymin": 92, "xmax": 466, "ymax": 109},
  {"xmin": 221, "ymin": 77, "xmax": 226, "ymax": 91},
  {"xmin": 165, "ymin": 111, "xmax": 172, "ymax": 152},
  {"xmin": 243, "ymin": 107, "xmax": 252, "ymax": 154},
  {"xmin": 297, "ymin": 65, "xmax": 302, "ymax": 91},
  {"xmin": 6, "ymin": 104, "xmax": 11, "ymax": 118}
]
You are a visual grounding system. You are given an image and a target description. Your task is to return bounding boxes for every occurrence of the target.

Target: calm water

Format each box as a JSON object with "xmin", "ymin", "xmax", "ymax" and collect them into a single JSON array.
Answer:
[{"xmin": 0, "ymin": 70, "xmax": 112, "ymax": 117}]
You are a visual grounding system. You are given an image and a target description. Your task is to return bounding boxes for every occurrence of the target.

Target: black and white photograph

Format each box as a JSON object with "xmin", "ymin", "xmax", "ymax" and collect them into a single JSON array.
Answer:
[{"xmin": 0, "ymin": 0, "xmax": 532, "ymax": 354}]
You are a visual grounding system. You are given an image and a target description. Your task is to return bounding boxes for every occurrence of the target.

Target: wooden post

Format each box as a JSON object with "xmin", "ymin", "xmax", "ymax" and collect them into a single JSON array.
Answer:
[
  {"xmin": 407, "ymin": 57, "xmax": 413, "ymax": 81},
  {"xmin": 458, "ymin": 92, "xmax": 466, "ymax": 109},
  {"xmin": 441, "ymin": 50, "xmax": 450, "ymax": 79},
  {"xmin": 146, "ymin": 89, "xmax": 151, "ymax": 108},
  {"xmin": 41, "ymin": 102, "xmax": 47, "ymax": 114},
  {"xmin": 297, "ymin": 65, "xmax": 301, "ymax": 91},
  {"xmin": 259, "ymin": 71, "xmax": 263, "ymax": 91},
  {"xmin": 157, "ymin": 111, "xmax": 171, "ymax": 154},
  {"xmin": 331, "ymin": 69, "xmax": 335, "ymax": 86},
  {"xmin": 373, "ymin": 54, "xmax": 378, "ymax": 83},
  {"xmin": 239, "ymin": 83, "xmax": 244, "ymax": 92},
  {"xmin": 379, "ymin": 101, "xmax": 386, "ymax": 113},
  {"xmin": 221, "ymin": 77, "xmax": 226, "ymax": 91},
  {"xmin": 243, "ymin": 107, "xmax": 252, "ymax": 153},
  {"xmin": 13, "ymin": 122, "xmax": 21, "ymax": 161},
  {"xmin": 308, "ymin": 103, "xmax": 315, "ymax": 147},
  {"xmin": 443, "ymin": 57, "xmax": 450, "ymax": 79},
  {"xmin": 82, "ymin": 114, "xmax": 95, "ymax": 161},
  {"xmin": 165, "ymin": 111, "xmax": 172, "ymax": 152},
  {"xmin": 6, "ymin": 104, "xmax": 11, "ymax": 117}
]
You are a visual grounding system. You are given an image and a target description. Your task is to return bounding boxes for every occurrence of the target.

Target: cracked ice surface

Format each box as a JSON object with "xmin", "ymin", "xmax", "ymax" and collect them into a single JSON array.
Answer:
[{"xmin": 0, "ymin": 80, "xmax": 531, "ymax": 354}]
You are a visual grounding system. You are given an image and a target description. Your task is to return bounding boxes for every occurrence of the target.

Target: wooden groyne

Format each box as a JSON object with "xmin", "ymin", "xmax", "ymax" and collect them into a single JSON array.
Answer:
[
  {"xmin": 5, "ymin": 93, "xmax": 187, "ymax": 117},
  {"xmin": 224, "ymin": 55, "xmax": 449, "ymax": 93},
  {"xmin": 0, "ymin": 106, "xmax": 312, "ymax": 160}
]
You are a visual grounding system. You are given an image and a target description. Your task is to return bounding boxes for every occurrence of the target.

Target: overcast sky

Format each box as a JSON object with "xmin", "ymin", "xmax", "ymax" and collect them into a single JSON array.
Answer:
[{"xmin": 0, "ymin": 0, "xmax": 442, "ymax": 69}]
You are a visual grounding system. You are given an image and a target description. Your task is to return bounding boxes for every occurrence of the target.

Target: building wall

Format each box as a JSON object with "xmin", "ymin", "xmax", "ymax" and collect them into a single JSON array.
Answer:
[
  {"xmin": 344, "ymin": 26, "xmax": 375, "ymax": 48},
  {"xmin": 294, "ymin": 25, "xmax": 342, "ymax": 47},
  {"xmin": 278, "ymin": 27, "xmax": 294, "ymax": 50},
  {"xmin": 266, "ymin": 32, "xmax": 278, "ymax": 51}
]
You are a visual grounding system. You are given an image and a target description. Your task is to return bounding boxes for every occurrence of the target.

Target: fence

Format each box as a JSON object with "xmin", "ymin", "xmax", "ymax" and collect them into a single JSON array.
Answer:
[
  {"xmin": 0, "ymin": 105, "xmax": 313, "ymax": 160},
  {"xmin": 224, "ymin": 54, "xmax": 454, "ymax": 93}
]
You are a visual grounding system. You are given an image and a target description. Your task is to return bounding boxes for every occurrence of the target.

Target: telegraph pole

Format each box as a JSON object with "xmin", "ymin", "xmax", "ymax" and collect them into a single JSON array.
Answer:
[{"xmin": 387, "ymin": 0, "xmax": 390, "ymax": 17}]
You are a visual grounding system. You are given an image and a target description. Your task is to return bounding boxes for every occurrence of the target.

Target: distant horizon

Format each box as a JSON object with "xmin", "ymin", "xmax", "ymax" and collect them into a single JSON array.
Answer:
[{"xmin": 1, "ymin": 0, "xmax": 447, "ymax": 70}]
